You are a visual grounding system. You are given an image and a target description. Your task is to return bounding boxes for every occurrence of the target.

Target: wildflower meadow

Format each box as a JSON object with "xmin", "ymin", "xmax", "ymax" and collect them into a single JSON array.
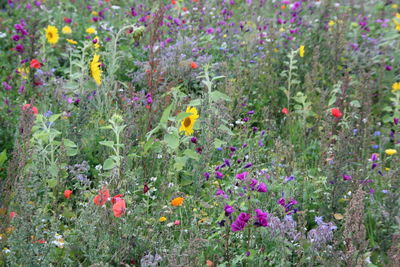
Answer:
[{"xmin": 1, "ymin": 0, "xmax": 400, "ymax": 266}]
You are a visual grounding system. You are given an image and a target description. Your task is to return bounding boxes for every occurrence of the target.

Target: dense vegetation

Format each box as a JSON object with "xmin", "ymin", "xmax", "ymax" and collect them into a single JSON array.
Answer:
[{"xmin": 0, "ymin": 0, "xmax": 399, "ymax": 266}]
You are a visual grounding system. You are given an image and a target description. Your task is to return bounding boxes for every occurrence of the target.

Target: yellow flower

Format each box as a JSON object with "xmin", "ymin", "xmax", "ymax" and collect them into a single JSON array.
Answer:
[
  {"xmin": 385, "ymin": 149, "xmax": 397, "ymax": 156},
  {"xmin": 328, "ymin": 20, "xmax": 335, "ymax": 27},
  {"xmin": 91, "ymin": 11, "xmax": 98, "ymax": 16},
  {"xmin": 171, "ymin": 197, "xmax": 184, "ymax": 207},
  {"xmin": 392, "ymin": 4, "xmax": 398, "ymax": 9},
  {"xmin": 45, "ymin": 25, "xmax": 59, "ymax": 45},
  {"xmin": 179, "ymin": 106, "xmax": 199, "ymax": 136},
  {"xmin": 90, "ymin": 54, "xmax": 102, "ymax": 85},
  {"xmin": 93, "ymin": 36, "xmax": 100, "ymax": 49},
  {"xmin": 159, "ymin": 216, "xmax": 167, "ymax": 222},
  {"xmin": 66, "ymin": 39, "xmax": 78, "ymax": 45},
  {"xmin": 62, "ymin": 26, "xmax": 72, "ymax": 34},
  {"xmin": 17, "ymin": 67, "xmax": 30, "ymax": 79},
  {"xmin": 279, "ymin": 27, "xmax": 285, "ymax": 32},
  {"xmin": 299, "ymin": 45, "xmax": 305, "ymax": 58},
  {"xmin": 86, "ymin": 27, "xmax": 96, "ymax": 34},
  {"xmin": 396, "ymin": 13, "xmax": 400, "ymax": 19},
  {"xmin": 392, "ymin": 82, "xmax": 400, "ymax": 93}
]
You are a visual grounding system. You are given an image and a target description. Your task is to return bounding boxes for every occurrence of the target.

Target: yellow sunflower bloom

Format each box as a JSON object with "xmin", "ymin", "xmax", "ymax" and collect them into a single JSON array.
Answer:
[
  {"xmin": 392, "ymin": 82, "xmax": 400, "ymax": 93},
  {"xmin": 45, "ymin": 25, "xmax": 59, "ymax": 45},
  {"xmin": 179, "ymin": 106, "xmax": 199, "ymax": 136},
  {"xmin": 86, "ymin": 27, "xmax": 96, "ymax": 34},
  {"xmin": 299, "ymin": 45, "xmax": 305, "ymax": 58},
  {"xmin": 66, "ymin": 39, "xmax": 77, "ymax": 45},
  {"xmin": 62, "ymin": 26, "xmax": 72, "ymax": 34},
  {"xmin": 90, "ymin": 54, "xmax": 102, "ymax": 85}
]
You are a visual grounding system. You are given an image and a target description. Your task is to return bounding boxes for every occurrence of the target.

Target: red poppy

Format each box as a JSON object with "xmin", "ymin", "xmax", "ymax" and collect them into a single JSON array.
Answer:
[
  {"xmin": 30, "ymin": 59, "xmax": 42, "ymax": 69},
  {"xmin": 21, "ymin": 104, "xmax": 38, "ymax": 115},
  {"xmin": 281, "ymin": 108, "xmax": 289, "ymax": 114},
  {"xmin": 111, "ymin": 194, "xmax": 124, "ymax": 205},
  {"xmin": 112, "ymin": 199, "xmax": 126, "ymax": 217},
  {"xmin": 64, "ymin": 190, "xmax": 73, "ymax": 199},
  {"xmin": 190, "ymin": 62, "xmax": 198, "ymax": 69},
  {"xmin": 331, "ymin": 108, "xmax": 343, "ymax": 118},
  {"xmin": 171, "ymin": 0, "xmax": 177, "ymax": 4},
  {"xmin": 93, "ymin": 187, "xmax": 110, "ymax": 206},
  {"xmin": 9, "ymin": 211, "xmax": 16, "ymax": 220},
  {"xmin": 182, "ymin": 7, "xmax": 188, "ymax": 12}
]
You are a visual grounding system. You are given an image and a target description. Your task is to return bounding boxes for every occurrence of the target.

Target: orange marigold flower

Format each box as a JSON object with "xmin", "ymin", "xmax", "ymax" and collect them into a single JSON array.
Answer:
[{"xmin": 171, "ymin": 197, "xmax": 184, "ymax": 207}]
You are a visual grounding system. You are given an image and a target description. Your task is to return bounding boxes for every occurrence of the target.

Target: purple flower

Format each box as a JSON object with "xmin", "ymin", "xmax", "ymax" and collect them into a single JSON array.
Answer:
[
  {"xmin": 285, "ymin": 176, "xmax": 295, "ymax": 182},
  {"xmin": 2, "ymin": 82, "xmax": 12, "ymax": 91},
  {"xmin": 242, "ymin": 117, "xmax": 249, "ymax": 122},
  {"xmin": 342, "ymin": 174, "xmax": 352, "ymax": 181},
  {"xmin": 249, "ymin": 178, "xmax": 258, "ymax": 190},
  {"xmin": 230, "ymin": 146, "xmax": 237, "ymax": 152},
  {"xmin": 315, "ymin": 216, "xmax": 324, "ymax": 225},
  {"xmin": 257, "ymin": 182, "xmax": 268, "ymax": 193},
  {"xmin": 385, "ymin": 65, "xmax": 393, "ymax": 71},
  {"xmin": 15, "ymin": 44, "xmax": 24, "ymax": 53},
  {"xmin": 277, "ymin": 197, "xmax": 285, "ymax": 206},
  {"xmin": 247, "ymin": 110, "xmax": 254, "ymax": 115},
  {"xmin": 190, "ymin": 137, "xmax": 197, "ymax": 144},
  {"xmin": 224, "ymin": 205, "xmax": 234, "ymax": 216},
  {"xmin": 215, "ymin": 171, "xmax": 224, "ymax": 179},
  {"xmin": 196, "ymin": 147, "xmax": 203, "ymax": 154},
  {"xmin": 254, "ymin": 209, "xmax": 268, "ymax": 227},
  {"xmin": 394, "ymin": 118, "xmax": 399, "ymax": 125},
  {"xmin": 216, "ymin": 189, "xmax": 228, "ymax": 199},
  {"xmin": 206, "ymin": 27, "xmax": 214, "ymax": 34},
  {"xmin": 236, "ymin": 172, "xmax": 248, "ymax": 181},
  {"xmin": 231, "ymin": 213, "xmax": 251, "ymax": 232},
  {"xmin": 244, "ymin": 163, "xmax": 252, "ymax": 169},
  {"xmin": 12, "ymin": 35, "xmax": 20, "ymax": 41},
  {"xmin": 203, "ymin": 172, "xmax": 210, "ymax": 180}
]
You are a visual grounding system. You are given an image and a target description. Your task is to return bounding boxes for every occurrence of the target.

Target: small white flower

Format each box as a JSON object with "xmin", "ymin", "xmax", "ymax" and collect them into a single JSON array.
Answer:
[
  {"xmin": 157, "ymin": 154, "xmax": 162, "ymax": 159},
  {"xmin": 150, "ymin": 176, "xmax": 157, "ymax": 182},
  {"xmin": 111, "ymin": 5, "xmax": 120, "ymax": 10},
  {"xmin": 95, "ymin": 164, "xmax": 102, "ymax": 171},
  {"xmin": 168, "ymin": 182, "xmax": 174, "ymax": 188},
  {"xmin": 0, "ymin": 32, "xmax": 6, "ymax": 38},
  {"xmin": 3, "ymin": 248, "xmax": 11, "ymax": 254}
]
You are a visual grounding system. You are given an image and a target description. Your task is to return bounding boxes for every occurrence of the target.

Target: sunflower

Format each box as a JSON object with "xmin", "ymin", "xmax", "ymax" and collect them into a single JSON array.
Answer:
[
  {"xmin": 179, "ymin": 106, "xmax": 199, "ymax": 136},
  {"xmin": 86, "ymin": 27, "xmax": 96, "ymax": 34},
  {"xmin": 90, "ymin": 54, "xmax": 102, "ymax": 85},
  {"xmin": 45, "ymin": 25, "xmax": 59, "ymax": 44}
]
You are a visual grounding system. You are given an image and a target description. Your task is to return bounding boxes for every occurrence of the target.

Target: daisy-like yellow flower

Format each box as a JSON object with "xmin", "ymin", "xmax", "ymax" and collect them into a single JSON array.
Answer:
[
  {"xmin": 328, "ymin": 20, "xmax": 335, "ymax": 27},
  {"xmin": 385, "ymin": 149, "xmax": 397, "ymax": 156},
  {"xmin": 179, "ymin": 106, "xmax": 199, "ymax": 136},
  {"xmin": 17, "ymin": 67, "xmax": 30, "ymax": 79},
  {"xmin": 91, "ymin": 11, "xmax": 98, "ymax": 16},
  {"xmin": 93, "ymin": 36, "xmax": 100, "ymax": 49},
  {"xmin": 86, "ymin": 27, "xmax": 96, "ymax": 34},
  {"xmin": 392, "ymin": 4, "xmax": 398, "ymax": 9},
  {"xmin": 159, "ymin": 216, "xmax": 167, "ymax": 222},
  {"xmin": 299, "ymin": 45, "xmax": 305, "ymax": 58},
  {"xmin": 45, "ymin": 25, "xmax": 59, "ymax": 45},
  {"xmin": 90, "ymin": 54, "xmax": 102, "ymax": 85},
  {"xmin": 171, "ymin": 197, "xmax": 184, "ymax": 207},
  {"xmin": 62, "ymin": 26, "xmax": 72, "ymax": 34},
  {"xmin": 392, "ymin": 82, "xmax": 400, "ymax": 93},
  {"xmin": 66, "ymin": 39, "xmax": 77, "ymax": 45}
]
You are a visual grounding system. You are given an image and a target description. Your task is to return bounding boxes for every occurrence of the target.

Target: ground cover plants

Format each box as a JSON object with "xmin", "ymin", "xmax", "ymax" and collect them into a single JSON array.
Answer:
[{"xmin": 0, "ymin": 0, "xmax": 399, "ymax": 266}]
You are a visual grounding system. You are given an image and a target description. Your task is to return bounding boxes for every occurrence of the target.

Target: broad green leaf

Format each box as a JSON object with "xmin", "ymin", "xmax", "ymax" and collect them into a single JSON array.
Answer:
[
  {"xmin": 47, "ymin": 178, "xmax": 58, "ymax": 188},
  {"xmin": 49, "ymin": 114, "xmax": 61, "ymax": 123},
  {"xmin": 99, "ymin": 141, "xmax": 114, "ymax": 148},
  {"xmin": 210, "ymin": 91, "xmax": 230, "ymax": 102},
  {"xmin": 103, "ymin": 158, "xmax": 116, "ymax": 170},
  {"xmin": 160, "ymin": 103, "xmax": 173, "ymax": 127},
  {"xmin": 66, "ymin": 148, "xmax": 78, "ymax": 156},
  {"xmin": 164, "ymin": 134, "xmax": 179, "ymax": 150},
  {"xmin": 218, "ymin": 125, "xmax": 234, "ymax": 136},
  {"xmin": 350, "ymin": 100, "xmax": 361, "ymax": 108},
  {"xmin": 176, "ymin": 112, "xmax": 192, "ymax": 122},
  {"xmin": 214, "ymin": 138, "xmax": 227, "ymax": 148},
  {"xmin": 0, "ymin": 149, "xmax": 7, "ymax": 166},
  {"xmin": 63, "ymin": 139, "xmax": 77, "ymax": 148},
  {"xmin": 184, "ymin": 149, "xmax": 199, "ymax": 161},
  {"xmin": 189, "ymin": 99, "xmax": 201, "ymax": 106}
]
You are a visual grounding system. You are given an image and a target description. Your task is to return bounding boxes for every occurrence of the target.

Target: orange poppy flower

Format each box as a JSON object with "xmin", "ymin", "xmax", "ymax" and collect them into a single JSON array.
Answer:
[
  {"xmin": 112, "ymin": 199, "xmax": 126, "ymax": 217},
  {"xmin": 111, "ymin": 194, "xmax": 124, "ymax": 204},
  {"xmin": 93, "ymin": 186, "xmax": 110, "ymax": 206},
  {"xmin": 190, "ymin": 62, "xmax": 198, "ymax": 69},
  {"xmin": 64, "ymin": 190, "xmax": 73, "ymax": 199},
  {"xmin": 30, "ymin": 59, "xmax": 42, "ymax": 69},
  {"xmin": 171, "ymin": 197, "xmax": 184, "ymax": 207}
]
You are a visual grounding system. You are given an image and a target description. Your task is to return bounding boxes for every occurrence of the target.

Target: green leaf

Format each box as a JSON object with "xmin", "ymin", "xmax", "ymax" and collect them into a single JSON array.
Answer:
[
  {"xmin": 66, "ymin": 148, "xmax": 78, "ymax": 156},
  {"xmin": 214, "ymin": 138, "xmax": 227, "ymax": 148},
  {"xmin": 174, "ymin": 156, "xmax": 187, "ymax": 171},
  {"xmin": 210, "ymin": 91, "xmax": 230, "ymax": 102},
  {"xmin": 160, "ymin": 103, "xmax": 173, "ymax": 127},
  {"xmin": 99, "ymin": 141, "xmax": 114, "ymax": 148},
  {"xmin": 63, "ymin": 139, "xmax": 77, "ymax": 148},
  {"xmin": 328, "ymin": 96, "xmax": 337, "ymax": 106},
  {"xmin": 218, "ymin": 125, "xmax": 234, "ymax": 136},
  {"xmin": 184, "ymin": 149, "xmax": 200, "ymax": 161},
  {"xmin": 49, "ymin": 165, "xmax": 58, "ymax": 177},
  {"xmin": 189, "ymin": 99, "xmax": 201, "ymax": 106},
  {"xmin": 350, "ymin": 100, "xmax": 361, "ymax": 108},
  {"xmin": 0, "ymin": 149, "xmax": 7, "ymax": 167},
  {"xmin": 103, "ymin": 158, "xmax": 116, "ymax": 170},
  {"xmin": 47, "ymin": 178, "xmax": 58, "ymax": 188},
  {"xmin": 49, "ymin": 114, "xmax": 61, "ymax": 123},
  {"xmin": 164, "ymin": 134, "xmax": 179, "ymax": 150}
]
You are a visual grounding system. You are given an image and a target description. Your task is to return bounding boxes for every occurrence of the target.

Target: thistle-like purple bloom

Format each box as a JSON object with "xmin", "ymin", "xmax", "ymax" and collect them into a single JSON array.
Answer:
[
  {"xmin": 215, "ymin": 171, "xmax": 224, "ymax": 179},
  {"xmin": 235, "ymin": 172, "xmax": 248, "ymax": 181},
  {"xmin": 216, "ymin": 189, "xmax": 228, "ymax": 199},
  {"xmin": 254, "ymin": 209, "xmax": 268, "ymax": 227},
  {"xmin": 257, "ymin": 182, "xmax": 268, "ymax": 192},
  {"xmin": 342, "ymin": 174, "xmax": 352, "ymax": 181},
  {"xmin": 224, "ymin": 205, "xmax": 234, "ymax": 216},
  {"xmin": 204, "ymin": 172, "xmax": 210, "ymax": 180},
  {"xmin": 244, "ymin": 163, "xmax": 252, "ymax": 169},
  {"xmin": 231, "ymin": 213, "xmax": 251, "ymax": 232}
]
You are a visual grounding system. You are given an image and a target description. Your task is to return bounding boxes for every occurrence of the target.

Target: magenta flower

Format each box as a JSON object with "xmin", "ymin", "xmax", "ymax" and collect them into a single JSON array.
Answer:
[
  {"xmin": 215, "ymin": 171, "xmax": 224, "ymax": 179},
  {"xmin": 236, "ymin": 172, "xmax": 248, "ymax": 181},
  {"xmin": 224, "ymin": 205, "xmax": 234, "ymax": 216},
  {"xmin": 257, "ymin": 182, "xmax": 268, "ymax": 192},
  {"xmin": 254, "ymin": 209, "xmax": 268, "ymax": 227},
  {"xmin": 231, "ymin": 213, "xmax": 251, "ymax": 232}
]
